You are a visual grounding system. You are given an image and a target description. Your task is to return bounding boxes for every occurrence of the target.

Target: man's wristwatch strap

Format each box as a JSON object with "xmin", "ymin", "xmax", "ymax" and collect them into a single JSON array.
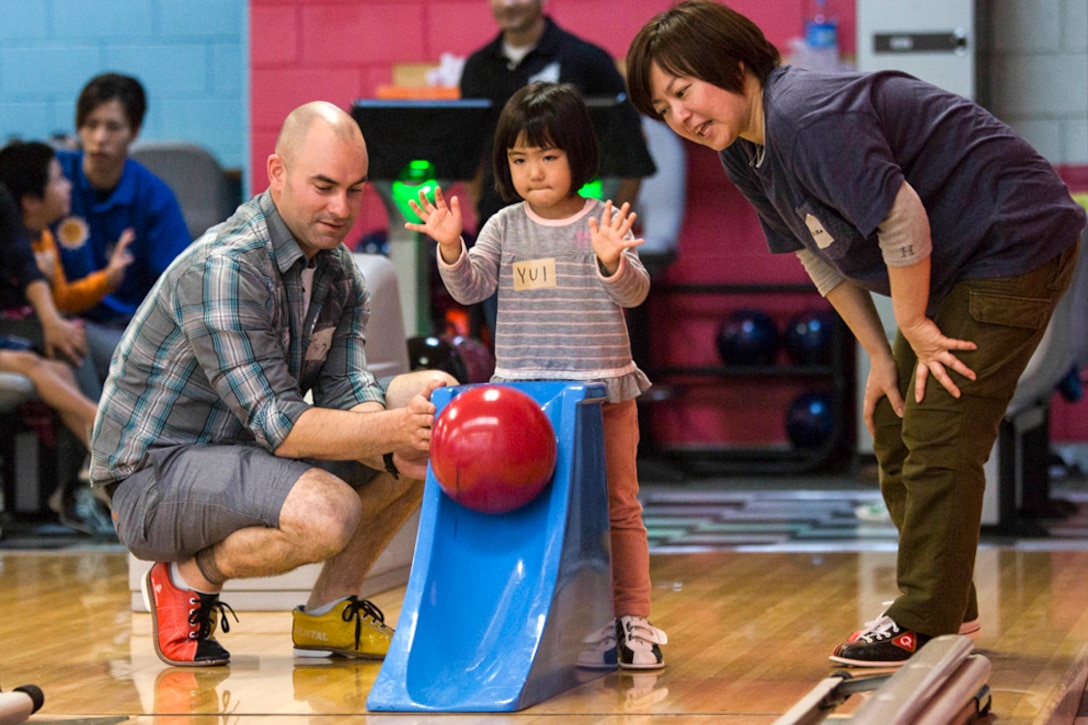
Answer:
[{"xmin": 383, "ymin": 451, "xmax": 399, "ymax": 480}]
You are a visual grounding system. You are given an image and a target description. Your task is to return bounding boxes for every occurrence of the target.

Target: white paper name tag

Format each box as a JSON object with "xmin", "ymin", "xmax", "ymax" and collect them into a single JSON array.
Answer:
[
  {"xmin": 512, "ymin": 258, "xmax": 558, "ymax": 291},
  {"xmin": 805, "ymin": 214, "xmax": 834, "ymax": 249}
]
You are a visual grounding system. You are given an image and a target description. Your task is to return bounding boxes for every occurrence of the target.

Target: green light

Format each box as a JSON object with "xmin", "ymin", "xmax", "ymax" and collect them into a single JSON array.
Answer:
[
  {"xmin": 391, "ymin": 160, "xmax": 438, "ymax": 223},
  {"xmin": 578, "ymin": 178, "xmax": 603, "ymax": 200}
]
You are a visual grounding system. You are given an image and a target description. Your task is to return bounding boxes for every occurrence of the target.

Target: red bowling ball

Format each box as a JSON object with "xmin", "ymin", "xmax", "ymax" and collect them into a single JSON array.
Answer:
[{"xmin": 430, "ymin": 385, "xmax": 558, "ymax": 514}]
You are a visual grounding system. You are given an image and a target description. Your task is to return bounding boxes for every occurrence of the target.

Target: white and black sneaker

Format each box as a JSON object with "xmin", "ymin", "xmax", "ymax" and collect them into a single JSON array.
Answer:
[
  {"xmin": 616, "ymin": 615, "xmax": 667, "ymax": 670},
  {"xmin": 577, "ymin": 620, "xmax": 618, "ymax": 669},
  {"xmin": 830, "ymin": 615, "xmax": 929, "ymax": 667}
]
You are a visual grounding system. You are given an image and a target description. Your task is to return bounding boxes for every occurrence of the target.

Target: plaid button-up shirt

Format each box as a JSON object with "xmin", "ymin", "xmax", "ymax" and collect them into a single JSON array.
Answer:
[{"xmin": 90, "ymin": 191, "xmax": 384, "ymax": 486}]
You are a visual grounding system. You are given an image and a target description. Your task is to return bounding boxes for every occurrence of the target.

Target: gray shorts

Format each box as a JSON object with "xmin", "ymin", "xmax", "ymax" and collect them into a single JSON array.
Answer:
[{"xmin": 109, "ymin": 443, "xmax": 379, "ymax": 562}]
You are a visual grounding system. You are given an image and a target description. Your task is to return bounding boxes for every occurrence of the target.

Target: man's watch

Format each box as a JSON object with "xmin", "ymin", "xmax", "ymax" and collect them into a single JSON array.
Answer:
[{"xmin": 383, "ymin": 451, "xmax": 400, "ymax": 480}]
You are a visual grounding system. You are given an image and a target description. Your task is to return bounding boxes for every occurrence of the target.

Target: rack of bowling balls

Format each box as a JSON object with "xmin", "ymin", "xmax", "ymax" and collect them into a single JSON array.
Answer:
[
  {"xmin": 629, "ymin": 279, "xmax": 856, "ymax": 474},
  {"xmin": 714, "ymin": 307, "xmax": 843, "ymax": 452}
]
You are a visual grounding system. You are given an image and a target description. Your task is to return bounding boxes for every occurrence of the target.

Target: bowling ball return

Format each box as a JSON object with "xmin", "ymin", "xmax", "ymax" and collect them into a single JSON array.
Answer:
[
  {"xmin": 775, "ymin": 635, "xmax": 992, "ymax": 724},
  {"xmin": 366, "ymin": 381, "xmax": 613, "ymax": 712}
]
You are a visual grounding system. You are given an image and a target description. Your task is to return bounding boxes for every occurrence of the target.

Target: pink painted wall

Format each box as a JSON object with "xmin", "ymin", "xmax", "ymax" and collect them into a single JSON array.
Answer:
[
  {"xmin": 247, "ymin": 0, "xmax": 1087, "ymax": 453},
  {"xmin": 248, "ymin": 0, "xmax": 857, "ymax": 187},
  {"xmin": 249, "ymin": 0, "xmax": 856, "ymax": 246},
  {"xmin": 247, "ymin": 0, "xmax": 857, "ymax": 451}
]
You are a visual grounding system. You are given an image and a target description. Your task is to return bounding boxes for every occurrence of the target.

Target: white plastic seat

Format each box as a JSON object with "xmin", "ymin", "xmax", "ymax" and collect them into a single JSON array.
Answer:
[
  {"xmin": 0, "ymin": 372, "xmax": 36, "ymax": 410},
  {"xmin": 353, "ymin": 253, "xmax": 410, "ymax": 380}
]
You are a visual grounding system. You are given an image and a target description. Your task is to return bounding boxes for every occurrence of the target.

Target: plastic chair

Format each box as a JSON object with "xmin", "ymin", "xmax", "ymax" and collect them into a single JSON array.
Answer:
[
  {"xmin": 130, "ymin": 141, "xmax": 237, "ymax": 241},
  {"xmin": 0, "ymin": 373, "xmax": 40, "ymax": 515},
  {"xmin": 353, "ymin": 253, "xmax": 410, "ymax": 380}
]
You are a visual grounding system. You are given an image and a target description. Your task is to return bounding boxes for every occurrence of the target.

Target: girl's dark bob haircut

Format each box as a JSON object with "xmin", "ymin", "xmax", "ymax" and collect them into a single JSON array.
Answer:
[{"xmin": 492, "ymin": 81, "xmax": 599, "ymax": 202}]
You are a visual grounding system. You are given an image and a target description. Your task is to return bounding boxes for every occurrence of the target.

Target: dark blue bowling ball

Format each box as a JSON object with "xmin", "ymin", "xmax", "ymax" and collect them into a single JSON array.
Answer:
[
  {"xmin": 785, "ymin": 392, "xmax": 834, "ymax": 448},
  {"xmin": 716, "ymin": 309, "xmax": 779, "ymax": 366},
  {"xmin": 783, "ymin": 309, "xmax": 835, "ymax": 366},
  {"xmin": 407, "ymin": 335, "xmax": 468, "ymax": 382},
  {"xmin": 356, "ymin": 229, "xmax": 389, "ymax": 256}
]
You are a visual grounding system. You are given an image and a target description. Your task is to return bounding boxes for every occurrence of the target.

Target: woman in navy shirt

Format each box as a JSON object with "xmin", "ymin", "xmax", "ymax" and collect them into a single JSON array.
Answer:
[{"xmin": 626, "ymin": 0, "xmax": 1086, "ymax": 668}]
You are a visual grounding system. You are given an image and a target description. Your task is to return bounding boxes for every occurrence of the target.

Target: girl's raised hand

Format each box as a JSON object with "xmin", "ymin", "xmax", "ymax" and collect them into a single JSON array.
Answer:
[
  {"xmin": 588, "ymin": 200, "xmax": 644, "ymax": 274},
  {"xmin": 405, "ymin": 186, "xmax": 463, "ymax": 250}
]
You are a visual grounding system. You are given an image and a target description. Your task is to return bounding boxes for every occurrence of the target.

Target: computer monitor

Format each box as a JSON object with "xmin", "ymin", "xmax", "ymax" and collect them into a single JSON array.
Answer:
[
  {"xmin": 585, "ymin": 93, "xmax": 657, "ymax": 179},
  {"xmin": 350, "ymin": 99, "xmax": 492, "ymax": 181},
  {"xmin": 353, "ymin": 93, "xmax": 656, "ymax": 183}
]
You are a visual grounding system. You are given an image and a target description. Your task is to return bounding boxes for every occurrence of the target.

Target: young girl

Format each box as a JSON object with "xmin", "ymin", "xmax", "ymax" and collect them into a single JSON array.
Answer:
[{"xmin": 406, "ymin": 81, "xmax": 667, "ymax": 669}]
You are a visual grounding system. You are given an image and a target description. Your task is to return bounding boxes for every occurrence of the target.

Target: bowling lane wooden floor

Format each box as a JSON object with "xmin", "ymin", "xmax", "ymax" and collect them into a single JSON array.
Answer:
[{"xmin": 4, "ymin": 517, "xmax": 1088, "ymax": 724}]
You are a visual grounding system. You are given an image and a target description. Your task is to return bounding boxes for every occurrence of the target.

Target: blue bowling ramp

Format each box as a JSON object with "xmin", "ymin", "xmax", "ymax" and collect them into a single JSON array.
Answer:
[{"xmin": 366, "ymin": 381, "xmax": 614, "ymax": 712}]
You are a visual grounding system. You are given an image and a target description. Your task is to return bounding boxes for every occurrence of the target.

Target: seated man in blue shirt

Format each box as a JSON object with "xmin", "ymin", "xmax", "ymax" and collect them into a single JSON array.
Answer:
[
  {"xmin": 55, "ymin": 73, "xmax": 191, "ymax": 386},
  {"xmin": 91, "ymin": 101, "xmax": 456, "ymax": 668}
]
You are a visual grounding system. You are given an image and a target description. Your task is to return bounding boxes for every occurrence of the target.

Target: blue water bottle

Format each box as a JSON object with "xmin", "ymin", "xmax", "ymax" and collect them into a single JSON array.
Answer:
[{"xmin": 804, "ymin": 0, "xmax": 840, "ymax": 70}]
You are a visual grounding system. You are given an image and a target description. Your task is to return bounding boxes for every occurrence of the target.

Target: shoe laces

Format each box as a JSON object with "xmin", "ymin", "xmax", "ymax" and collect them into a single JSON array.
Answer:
[
  {"xmin": 189, "ymin": 593, "xmax": 238, "ymax": 640},
  {"xmin": 340, "ymin": 596, "xmax": 387, "ymax": 649},
  {"xmin": 860, "ymin": 601, "xmax": 895, "ymax": 630},
  {"xmin": 863, "ymin": 600, "xmax": 979, "ymax": 637},
  {"xmin": 855, "ymin": 614, "xmax": 901, "ymax": 644},
  {"xmin": 619, "ymin": 616, "xmax": 668, "ymax": 649}
]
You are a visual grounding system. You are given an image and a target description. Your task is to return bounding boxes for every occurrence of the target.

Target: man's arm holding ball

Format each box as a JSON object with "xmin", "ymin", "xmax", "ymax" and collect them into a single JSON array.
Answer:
[
  {"xmin": 274, "ymin": 373, "xmax": 453, "ymax": 480},
  {"xmin": 380, "ymin": 372, "xmax": 456, "ymax": 480}
]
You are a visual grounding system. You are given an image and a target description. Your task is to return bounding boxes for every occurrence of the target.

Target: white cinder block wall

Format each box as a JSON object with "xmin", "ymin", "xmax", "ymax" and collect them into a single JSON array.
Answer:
[{"xmin": 985, "ymin": 0, "xmax": 1088, "ymax": 166}]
